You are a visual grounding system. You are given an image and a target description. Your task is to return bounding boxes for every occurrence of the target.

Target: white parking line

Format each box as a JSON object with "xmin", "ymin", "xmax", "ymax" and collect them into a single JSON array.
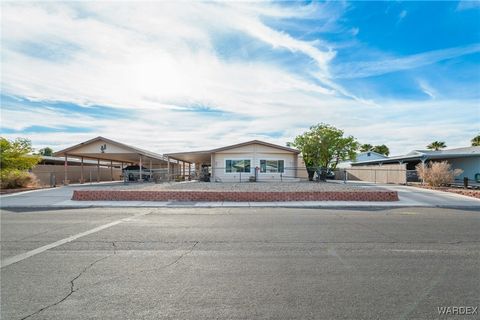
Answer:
[{"xmin": 0, "ymin": 211, "xmax": 152, "ymax": 268}]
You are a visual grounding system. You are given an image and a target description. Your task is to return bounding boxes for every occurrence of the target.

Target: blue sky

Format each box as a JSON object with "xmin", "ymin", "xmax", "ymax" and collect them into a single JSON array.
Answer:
[{"xmin": 1, "ymin": 1, "xmax": 479, "ymax": 154}]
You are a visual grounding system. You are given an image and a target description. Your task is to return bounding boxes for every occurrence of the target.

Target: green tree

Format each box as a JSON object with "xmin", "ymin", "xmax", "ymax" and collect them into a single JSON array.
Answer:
[
  {"xmin": 360, "ymin": 144, "xmax": 373, "ymax": 152},
  {"xmin": 426, "ymin": 141, "xmax": 447, "ymax": 151},
  {"xmin": 372, "ymin": 144, "xmax": 390, "ymax": 156},
  {"xmin": 0, "ymin": 137, "xmax": 41, "ymax": 171},
  {"xmin": 291, "ymin": 124, "xmax": 359, "ymax": 181},
  {"xmin": 471, "ymin": 135, "xmax": 480, "ymax": 147},
  {"xmin": 38, "ymin": 147, "xmax": 53, "ymax": 156}
]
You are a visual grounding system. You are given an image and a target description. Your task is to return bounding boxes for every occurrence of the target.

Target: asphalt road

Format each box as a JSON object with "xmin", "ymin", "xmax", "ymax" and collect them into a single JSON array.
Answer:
[{"xmin": 1, "ymin": 207, "xmax": 479, "ymax": 320}]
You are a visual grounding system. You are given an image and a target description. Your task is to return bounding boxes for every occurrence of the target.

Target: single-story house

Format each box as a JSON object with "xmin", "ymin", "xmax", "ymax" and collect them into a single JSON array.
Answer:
[
  {"xmin": 166, "ymin": 140, "xmax": 302, "ymax": 182},
  {"xmin": 352, "ymin": 146, "xmax": 480, "ymax": 182},
  {"xmin": 50, "ymin": 137, "xmax": 305, "ymax": 184}
]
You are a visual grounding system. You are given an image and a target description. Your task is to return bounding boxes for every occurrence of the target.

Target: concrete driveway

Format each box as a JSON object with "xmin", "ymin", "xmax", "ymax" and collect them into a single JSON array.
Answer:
[
  {"xmin": 0, "ymin": 182, "xmax": 122, "ymax": 207},
  {"xmin": 368, "ymin": 183, "xmax": 480, "ymax": 208},
  {"xmin": 1, "ymin": 207, "xmax": 479, "ymax": 319},
  {"xmin": 1, "ymin": 181, "xmax": 479, "ymax": 208}
]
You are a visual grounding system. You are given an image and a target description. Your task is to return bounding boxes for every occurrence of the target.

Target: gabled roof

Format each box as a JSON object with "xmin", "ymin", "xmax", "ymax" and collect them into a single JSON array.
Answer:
[
  {"xmin": 166, "ymin": 140, "xmax": 299, "ymax": 157},
  {"xmin": 54, "ymin": 136, "xmax": 167, "ymax": 163},
  {"xmin": 356, "ymin": 151, "xmax": 389, "ymax": 159},
  {"xmin": 165, "ymin": 140, "xmax": 299, "ymax": 163},
  {"xmin": 210, "ymin": 140, "xmax": 300, "ymax": 154}
]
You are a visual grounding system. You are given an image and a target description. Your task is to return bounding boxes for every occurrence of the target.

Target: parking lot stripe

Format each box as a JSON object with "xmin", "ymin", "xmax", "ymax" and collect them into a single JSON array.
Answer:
[{"xmin": 1, "ymin": 211, "xmax": 152, "ymax": 268}]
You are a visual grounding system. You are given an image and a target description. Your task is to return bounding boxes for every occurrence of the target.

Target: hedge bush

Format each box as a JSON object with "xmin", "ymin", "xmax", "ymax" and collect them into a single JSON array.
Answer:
[{"xmin": 0, "ymin": 170, "xmax": 39, "ymax": 189}]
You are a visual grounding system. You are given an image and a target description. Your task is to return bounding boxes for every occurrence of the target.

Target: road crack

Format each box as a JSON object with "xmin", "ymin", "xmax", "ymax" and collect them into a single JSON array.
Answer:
[
  {"xmin": 19, "ymin": 254, "xmax": 111, "ymax": 320},
  {"xmin": 156, "ymin": 240, "xmax": 198, "ymax": 270},
  {"xmin": 82, "ymin": 241, "xmax": 200, "ymax": 289}
]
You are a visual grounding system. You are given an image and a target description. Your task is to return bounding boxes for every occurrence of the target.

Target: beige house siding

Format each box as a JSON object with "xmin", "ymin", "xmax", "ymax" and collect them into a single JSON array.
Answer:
[
  {"xmin": 65, "ymin": 140, "xmax": 131, "ymax": 154},
  {"xmin": 212, "ymin": 144, "xmax": 298, "ymax": 182},
  {"xmin": 296, "ymin": 155, "xmax": 309, "ymax": 179}
]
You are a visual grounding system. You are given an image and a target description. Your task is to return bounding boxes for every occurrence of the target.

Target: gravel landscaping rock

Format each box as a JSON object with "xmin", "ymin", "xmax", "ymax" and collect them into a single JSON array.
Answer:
[{"xmin": 83, "ymin": 181, "xmax": 385, "ymax": 192}]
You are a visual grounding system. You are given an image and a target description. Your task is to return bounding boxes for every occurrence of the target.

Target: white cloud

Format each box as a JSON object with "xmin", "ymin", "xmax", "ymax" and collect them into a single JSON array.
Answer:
[
  {"xmin": 333, "ymin": 43, "xmax": 480, "ymax": 79},
  {"xmin": 417, "ymin": 80, "xmax": 436, "ymax": 99},
  {"xmin": 398, "ymin": 9, "xmax": 407, "ymax": 23},
  {"xmin": 0, "ymin": 1, "xmax": 477, "ymax": 156},
  {"xmin": 456, "ymin": 0, "xmax": 480, "ymax": 11}
]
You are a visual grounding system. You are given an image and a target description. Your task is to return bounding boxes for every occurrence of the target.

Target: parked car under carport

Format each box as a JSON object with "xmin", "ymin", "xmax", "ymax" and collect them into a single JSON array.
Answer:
[{"xmin": 123, "ymin": 165, "xmax": 151, "ymax": 182}]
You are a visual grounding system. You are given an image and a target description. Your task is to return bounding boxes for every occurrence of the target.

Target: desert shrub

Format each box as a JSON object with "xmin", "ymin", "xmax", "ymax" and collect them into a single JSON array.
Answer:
[
  {"xmin": 416, "ymin": 161, "xmax": 463, "ymax": 187},
  {"xmin": 0, "ymin": 137, "xmax": 41, "ymax": 170},
  {"xmin": 1, "ymin": 137, "xmax": 41, "ymax": 189},
  {"xmin": 0, "ymin": 169, "xmax": 39, "ymax": 189}
]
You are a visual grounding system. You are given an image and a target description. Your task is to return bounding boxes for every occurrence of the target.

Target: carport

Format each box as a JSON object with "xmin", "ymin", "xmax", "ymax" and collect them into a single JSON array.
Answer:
[
  {"xmin": 165, "ymin": 150, "xmax": 211, "ymax": 177},
  {"xmin": 54, "ymin": 136, "xmax": 171, "ymax": 184}
]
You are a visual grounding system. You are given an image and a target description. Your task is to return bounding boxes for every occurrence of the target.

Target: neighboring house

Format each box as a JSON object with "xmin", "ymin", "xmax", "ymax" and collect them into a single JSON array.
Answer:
[
  {"xmin": 352, "ymin": 146, "xmax": 480, "ymax": 181},
  {"xmin": 166, "ymin": 140, "xmax": 301, "ymax": 182},
  {"xmin": 337, "ymin": 151, "xmax": 388, "ymax": 168}
]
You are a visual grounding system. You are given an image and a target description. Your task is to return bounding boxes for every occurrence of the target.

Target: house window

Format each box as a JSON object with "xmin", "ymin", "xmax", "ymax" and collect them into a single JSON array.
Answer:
[
  {"xmin": 260, "ymin": 160, "xmax": 284, "ymax": 173},
  {"xmin": 225, "ymin": 160, "xmax": 251, "ymax": 173}
]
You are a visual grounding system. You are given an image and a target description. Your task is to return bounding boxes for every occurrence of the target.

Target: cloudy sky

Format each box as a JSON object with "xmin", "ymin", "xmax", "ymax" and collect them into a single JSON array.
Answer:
[{"xmin": 1, "ymin": 1, "xmax": 479, "ymax": 155}]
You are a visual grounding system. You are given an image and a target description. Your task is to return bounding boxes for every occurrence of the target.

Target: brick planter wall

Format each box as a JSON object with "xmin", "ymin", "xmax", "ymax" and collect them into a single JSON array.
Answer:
[
  {"xmin": 414, "ymin": 186, "xmax": 480, "ymax": 199},
  {"xmin": 72, "ymin": 190, "xmax": 399, "ymax": 202},
  {"xmin": 448, "ymin": 189, "xmax": 480, "ymax": 199}
]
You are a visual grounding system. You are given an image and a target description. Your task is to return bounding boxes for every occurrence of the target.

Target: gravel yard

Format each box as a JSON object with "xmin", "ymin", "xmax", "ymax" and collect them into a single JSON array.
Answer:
[{"xmin": 83, "ymin": 181, "xmax": 385, "ymax": 192}]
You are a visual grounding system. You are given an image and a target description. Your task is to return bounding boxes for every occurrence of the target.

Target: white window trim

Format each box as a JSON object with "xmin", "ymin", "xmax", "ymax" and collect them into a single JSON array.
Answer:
[
  {"xmin": 224, "ymin": 158, "xmax": 253, "ymax": 174},
  {"xmin": 259, "ymin": 158, "xmax": 285, "ymax": 174}
]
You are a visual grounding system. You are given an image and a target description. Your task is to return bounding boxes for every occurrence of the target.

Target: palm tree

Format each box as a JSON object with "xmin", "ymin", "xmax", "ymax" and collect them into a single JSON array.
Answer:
[
  {"xmin": 360, "ymin": 144, "xmax": 373, "ymax": 152},
  {"xmin": 38, "ymin": 147, "xmax": 53, "ymax": 156},
  {"xmin": 372, "ymin": 144, "xmax": 390, "ymax": 156},
  {"xmin": 427, "ymin": 141, "xmax": 447, "ymax": 151},
  {"xmin": 471, "ymin": 135, "xmax": 480, "ymax": 147}
]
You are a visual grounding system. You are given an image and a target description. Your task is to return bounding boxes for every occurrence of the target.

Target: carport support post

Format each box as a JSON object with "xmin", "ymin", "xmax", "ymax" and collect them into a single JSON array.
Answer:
[
  {"xmin": 80, "ymin": 157, "xmax": 84, "ymax": 184},
  {"xmin": 64, "ymin": 154, "xmax": 68, "ymax": 185},
  {"xmin": 188, "ymin": 163, "xmax": 191, "ymax": 180},
  {"xmin": 210, "ymin": 154, "xmax": 214, "ymax": 182},
  {"xmin": 420, "ymin": 158, "xmax": 426, "ymax": 185},
  {"xmin": 182, "ymin": 162, "xmax": 185, "ymax": 179},
  {"xmin": 149, "ymin": 159, "xmax": 152, "ymax": 182},
  {"xmin": 139, "ymin": 156, "xmax": 143, "ymax": 182},
  {"xmin": 97, "ymin": 159, "xmax": 100, "ymax": 183},
  {"xmin": 110, "ymin": 160, "xmax": 113, "ymax": 181},
  {"xmin": 167, "ymin": 156, "xmax": 170, "ymax": 181}
]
